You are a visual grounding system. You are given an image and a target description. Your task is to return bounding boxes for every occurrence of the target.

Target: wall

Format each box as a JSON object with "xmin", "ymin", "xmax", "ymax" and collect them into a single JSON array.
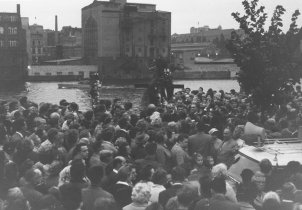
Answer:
[
  {"xmin": 101, "ymin": 11, "xmax": 120, "ymax": 57},
  {"xmin": 173, "ymin": 70, "xmax": 230, "ymax": 80},
  {"xmin": 28, "ymin": 65, "xmax": 97, "ymax": 79}
]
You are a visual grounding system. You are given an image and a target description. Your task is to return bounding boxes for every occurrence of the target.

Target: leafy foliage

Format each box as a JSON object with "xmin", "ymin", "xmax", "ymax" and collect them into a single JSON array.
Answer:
[{"xmin": 227, "ymin": 0, "xmax": 302, "ymax": 109}]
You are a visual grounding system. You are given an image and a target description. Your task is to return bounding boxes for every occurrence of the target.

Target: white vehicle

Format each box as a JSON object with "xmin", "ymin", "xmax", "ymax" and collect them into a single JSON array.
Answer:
[{"xmin": 228, "ymin": 138, "xmax": 302, "ymax": 184}]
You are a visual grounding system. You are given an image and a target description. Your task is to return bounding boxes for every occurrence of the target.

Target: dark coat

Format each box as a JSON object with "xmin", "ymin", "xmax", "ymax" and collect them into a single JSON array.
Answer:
[
  {"xmin": 158, "ymin": 184, "xmax": 183, "ymax": 207},
  {"xmin": 195, "ymin": 194, "xmax": 241, "ymax": 210},
  {"xmin": 101, "ymin": 170, "xmax": 118, "ymax": 192},
  {"xmin": 81, "ymin": 186, "xmax": 114, "ymax": 210},
  {"xmin": 188, "ymin": 132, "xmax": 211, "ymax": 156},
  {"xmin": 111, "ymin": 182, "xmax": 132, "ymax": 207}
]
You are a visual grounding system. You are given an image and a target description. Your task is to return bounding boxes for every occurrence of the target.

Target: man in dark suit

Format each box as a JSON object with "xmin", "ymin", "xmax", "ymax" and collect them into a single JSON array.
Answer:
[
  {"xmin": 158, "ymin": 166, "xmax": 186, "ymax": 207},
  {"xmin": 188, "ymin": 121, "xmax": 211, "ymax": 157},
  {"xmin": 110, "ymin": 165, "xmax": 133, "ymax": 208},
  {"xmin": 101, "ymin": 156, "xmax": 126, "ymax": 192},
  {"xmin": 195, "ymin": 177, "xmax": 241, "ymax": 210}
]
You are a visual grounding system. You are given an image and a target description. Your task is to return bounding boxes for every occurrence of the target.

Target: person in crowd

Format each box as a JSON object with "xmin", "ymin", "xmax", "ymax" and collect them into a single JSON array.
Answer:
[
  {"xmin": 93, "ymin": 197, "xmax": 121, "ymax": 210},
  {"xmin": 155, "ymin": 130, "xmax": 172, "ymax": 171},
  {"xmin": 158, "ymin": 166, "xmax": 186, "ymax": 207},
  {"xmin": 81, "ymin": 165, "xmax": 114, "ymax": 210},
  {"xmin": 211, "ymin": 163, "xmax": 237, "ymax": 203},
  {"xmin": 165, "ymin": 182, "xmax": 199, "ymax": 210},
  {"xmin": 237, "ymin": 180, "xmax": 258, "ymax": 210},
  {"xmin": 10, "ymin": 118, "xmax": 27, "ymax": 147},
  {"xmin": 135, "ymin": 142, "xmax": 161, "ymax": 171},
  {"xmin": 111, "ymin": 165, "xmax": 133, "ymax": 208},
  {"xmin": 59, "ymin": 182, "xmax": 82, "ymax": 210},
  {"xmin": 217, "ymin": 127, "xmax": 238, "ymax": 168},
  {"xmin": 123, "ymin": 182, "xmax": 151, "ymax": 210},
  {"xmin": 188, "ymin": 152, "xmax": 211, "ymax": 182},
  {"xmin": 262, "ymin": 191, "xmax": 282, "ymax": 210},
  {"xmin": 208, "ymin": 128, "xmax": 223, "ymax": 163},
  {"xmin": 197, "ymin": 177, "xmax": 241, "ymax": 210},
  {"xmin": 20, "ymin": 169, "xmax": 57, "ymax": 210},
  {"xmin": 150, "ymin": 168, "xmax": 167, "ymax": 203},
  {"xmin": 252, "ymin": 171, "xmax": 267, "ymax": 210},
  {"xmin": 188, "ymin": 121, "xmax": 211, "ymax": 157},
  {"xmin": 102, "ymin": 156, "xmax": 126, "ymax": 191},
  {"xmin": 171, "ymin": 133, "xmax": 189, "ymax": 167}
]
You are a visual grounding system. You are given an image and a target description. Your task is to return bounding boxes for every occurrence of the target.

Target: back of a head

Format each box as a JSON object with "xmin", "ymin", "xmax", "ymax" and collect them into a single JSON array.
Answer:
[
  {"xmin": 131, "ymin": 182, "xmax": 151, "ymax": 204},
  {"xmin": 47, "ymin": 128, "xmax": 59, "ymax": 143},
  {"xmin": 152, "ymin": 168, "xmax": 167, "ymax": 185},
  {"xmin": 171, "ymin": 166, "xmax": 186, "ymax": 183},
  {"xmin": 262, "ymin": 198, "xmax": 282, "ymax": 210},
  {"xmin": 88, "ymin": 165, "xmax": 104, "ymax": 185},
  {"xmin": 237, "ymin": 182, "xmax": 258, "ymax": 203},
  {"xmin": 177, "ymin": 183, "xmax": 199, "ymax": 207},
  {"xmin": 211, "ymin": 163, "xmax": 227, "ymax": 179},
  {"xmin": 117, "ymin": 165, "xmax": 131, "ymax": 182},
  {"xmin": 60, "ymin": 183, "xmax": 82, "ymax": 210},
  {"xmin": 112, "ymin": 156, "xmax": 125, "ymax": 169},
  {"xmin": 211, "ymin": 177, "xmax": 226, "ymax": 195},
  {"xmin": 259, "ymin": 159, "xmax": 273, "ymax": 175}
]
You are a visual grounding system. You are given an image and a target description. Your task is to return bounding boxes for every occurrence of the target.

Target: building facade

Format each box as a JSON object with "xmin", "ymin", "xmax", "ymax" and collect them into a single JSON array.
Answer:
[
  {"xmin": 21, "ymin": 17, "xmax": 31, "ymax": 65},
  {"xmin": 172, "ymin": 26, "xmax": 242, "ymax": 44},
  {"xmin": 0, "ymin": 4, "xmax": 27, "ymax": 82},
  {"xmin": 30, "ymin": 24, "xmax": 47, "ymax": 65},
  {"xmin": 82, "ymin": 0, "xmax": 171, "ymax": 80}
]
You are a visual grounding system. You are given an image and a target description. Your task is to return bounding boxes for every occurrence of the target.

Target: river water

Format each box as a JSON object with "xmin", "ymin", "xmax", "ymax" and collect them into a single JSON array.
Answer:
[{"xmin": 0, "ymin": 80, "xmax": 239, "ymax": 111}]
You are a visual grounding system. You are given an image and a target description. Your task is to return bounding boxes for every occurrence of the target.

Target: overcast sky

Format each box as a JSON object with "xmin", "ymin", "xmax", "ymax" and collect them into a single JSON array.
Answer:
[{"xmin": 1, "ymin": 0, "xmax": 302, "ymax": 34}]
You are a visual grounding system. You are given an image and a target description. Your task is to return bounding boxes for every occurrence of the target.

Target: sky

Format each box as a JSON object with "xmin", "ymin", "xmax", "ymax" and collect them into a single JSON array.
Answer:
[{"xmin": 1, "ymin": 0, "xmax": 302, "ymax": 34}]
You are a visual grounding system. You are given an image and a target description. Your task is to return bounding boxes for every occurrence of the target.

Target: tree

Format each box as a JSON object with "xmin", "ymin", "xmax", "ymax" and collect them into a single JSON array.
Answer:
[{"xmin": 227, "ymin": 0, "xmax": 302, "ymax": 114}]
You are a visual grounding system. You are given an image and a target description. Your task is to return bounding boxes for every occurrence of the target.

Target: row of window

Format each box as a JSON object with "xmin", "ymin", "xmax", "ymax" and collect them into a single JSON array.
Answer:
[
  {"xmin": 0, "ymin": 40, "xmax": 18, "ymax": 47},
  {"xmin": 125, "ymin": 47, "xmax": 166, "ymax": 53},
  {"xmin": 0, "ymin": 27, "xmax": 18, "ymax": 35},
  {"xmin": 0, "ymin": 16, "xmax": 18, "ymax": 22},
  {"xmin": 33, "ymin": 71, "xmax": 95, "ymax": 76},
  {"xmin": 32, "ymin": 47, "xmax": 43, "ymax": 54}
]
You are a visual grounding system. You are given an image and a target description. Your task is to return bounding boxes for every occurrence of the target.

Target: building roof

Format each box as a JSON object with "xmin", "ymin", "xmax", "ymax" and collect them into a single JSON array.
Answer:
[{"xmin": 82, "ymin": 0, "xmax": 156, "ymax": 10}]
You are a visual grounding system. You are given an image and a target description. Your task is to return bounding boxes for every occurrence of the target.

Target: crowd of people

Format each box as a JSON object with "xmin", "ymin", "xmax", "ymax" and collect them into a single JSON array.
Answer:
[{"xmin": 0, "ymin": 85, "xmax": 302, "ymax": 210}]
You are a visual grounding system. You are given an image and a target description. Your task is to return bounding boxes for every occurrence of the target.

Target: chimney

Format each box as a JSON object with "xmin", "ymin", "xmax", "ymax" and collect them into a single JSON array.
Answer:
[
  {"xmin": 17, "ymin": 4, "xmax": 20, "ymax": 15},
  {"xmin": 55, "ymin": 15, "xmax": 58, "ymax": 45},
  {"xmin": 55, "ymin": 15, "xmax": 58, "ymax": 32}
]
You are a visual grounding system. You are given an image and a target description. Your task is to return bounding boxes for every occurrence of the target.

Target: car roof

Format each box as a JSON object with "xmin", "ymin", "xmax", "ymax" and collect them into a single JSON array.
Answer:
[{"xmin": 239, "ymin": 140, "xmax": 302, "ymax": 166}]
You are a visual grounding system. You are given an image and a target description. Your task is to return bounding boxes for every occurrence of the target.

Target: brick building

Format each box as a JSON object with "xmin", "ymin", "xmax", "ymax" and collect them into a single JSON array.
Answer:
[
  {"xmin": 82, "ymin": 0, "xmax": 171, "ymax": 80},
  {"xmin": 0, "ymin": 4, "xmax": 27, "ymax": 82}
]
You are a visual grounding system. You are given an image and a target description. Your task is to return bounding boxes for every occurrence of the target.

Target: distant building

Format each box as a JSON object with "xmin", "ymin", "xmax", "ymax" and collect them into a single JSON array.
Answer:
[
  {"xmin": 30, "ymin": 24, "xmax": 46, "ymax": 65},
  {"xmin": 0, "ymin": 4, "xmax": 27, "ymax": 82},
  {"xmin": 172, "ymin": 26, "xmax": 242, "ymax": 44},
  {"xmin": 82, "ymin": 0, "xmax": 171, "ymax": 80},
  {"xmin": 59, "ymin": 26, "xmax": 82, "ymax": 58},
  {"xmin": 21, "ymin": 17, "xmax": 31, "ymax": 65},
  {"xmin": 170, "ymin": 26, "xmax": 243, "ymax": 66}
]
